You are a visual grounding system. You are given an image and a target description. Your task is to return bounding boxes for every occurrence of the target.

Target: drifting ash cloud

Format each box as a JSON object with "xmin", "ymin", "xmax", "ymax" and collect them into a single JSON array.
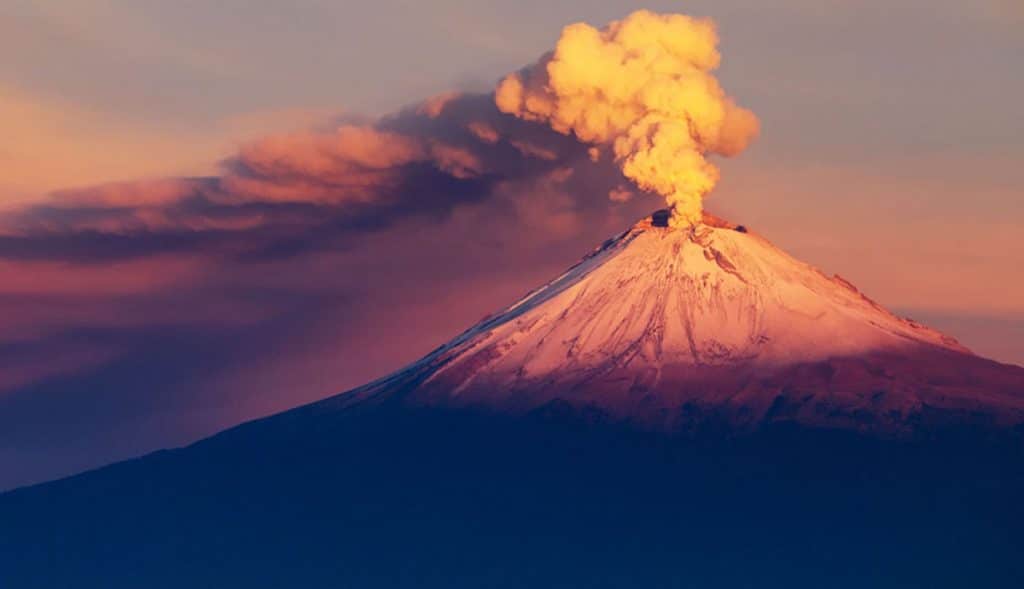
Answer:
[{"xmin": 0, "ymin": 92, "xmax": 625, "ymax": 263}]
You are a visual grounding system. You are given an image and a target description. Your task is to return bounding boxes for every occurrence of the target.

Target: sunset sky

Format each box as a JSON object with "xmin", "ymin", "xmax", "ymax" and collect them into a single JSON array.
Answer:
[{"xmin": 1, "ymin": 0, "xmax": 1022, "ymax": 489}]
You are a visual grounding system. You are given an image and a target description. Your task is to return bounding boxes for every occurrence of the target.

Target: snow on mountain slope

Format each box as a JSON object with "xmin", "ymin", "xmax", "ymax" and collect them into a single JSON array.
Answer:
[
  {"xmin": 323, "ymin": 212, "xmax": 1024, "ymax": 434},
  {"xmin": 436, "ymin": 213, "xmax": 963, "ymax": 371}
]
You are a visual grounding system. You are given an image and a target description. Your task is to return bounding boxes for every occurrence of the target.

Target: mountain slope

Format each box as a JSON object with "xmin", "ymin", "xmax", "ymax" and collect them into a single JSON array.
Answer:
[
  {"xmin": 325, "ymin": 212, "xmax": 1024, "ymax": 434},
  {"xmin": 2, "ymin": 212, "xmax": 1023, "ymax": 589}
]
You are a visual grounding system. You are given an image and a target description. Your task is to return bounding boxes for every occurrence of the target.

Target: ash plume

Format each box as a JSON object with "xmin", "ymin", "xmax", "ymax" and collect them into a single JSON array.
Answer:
[
  {"xmin": 496, "ymin": 9, "xmax": 760, "ymax": 226},
  {"xmin": 0, "ymin": 93, "xmax": 629, "ymax": 262}
]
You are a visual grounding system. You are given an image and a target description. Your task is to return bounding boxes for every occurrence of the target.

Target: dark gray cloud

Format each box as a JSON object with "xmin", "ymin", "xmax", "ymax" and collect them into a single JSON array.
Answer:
[{"xmin": 0, "ymin": 92, "xmax": 633, "ymax": 264}]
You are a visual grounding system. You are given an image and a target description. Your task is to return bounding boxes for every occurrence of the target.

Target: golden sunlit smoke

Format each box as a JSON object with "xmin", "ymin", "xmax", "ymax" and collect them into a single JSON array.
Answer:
[{"xmin": 496, "ymin": 10, "xmax": 759, "ymax": 226}]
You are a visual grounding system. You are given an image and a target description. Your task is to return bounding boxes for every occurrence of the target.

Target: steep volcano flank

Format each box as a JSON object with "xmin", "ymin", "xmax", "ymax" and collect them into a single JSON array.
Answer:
[{"xmin": 328, "ymin": 212, "xmax": 1024, "ymax": 435}]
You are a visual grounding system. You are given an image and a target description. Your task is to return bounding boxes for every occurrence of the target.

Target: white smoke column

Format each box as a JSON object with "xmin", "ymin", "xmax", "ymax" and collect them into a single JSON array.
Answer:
[{"xmin": 496, "ymin": 10, "xmax": 759, "ymax": 226}]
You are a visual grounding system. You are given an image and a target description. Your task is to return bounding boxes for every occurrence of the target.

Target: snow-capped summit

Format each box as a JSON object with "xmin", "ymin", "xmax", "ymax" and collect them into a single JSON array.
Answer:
[{"xmin": 328, "ymin": 212, "xmax": 1024, "ymax": 434}]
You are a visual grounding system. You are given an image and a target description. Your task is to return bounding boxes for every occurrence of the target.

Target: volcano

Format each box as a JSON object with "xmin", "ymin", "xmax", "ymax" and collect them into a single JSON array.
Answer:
[
  {"xmin": 2, "ymin": 213, "xmax": 1023, "ymax": 588},
  {"xmin": 328, "ymin": 211, "xmax": 1024, "ymax": 435}
]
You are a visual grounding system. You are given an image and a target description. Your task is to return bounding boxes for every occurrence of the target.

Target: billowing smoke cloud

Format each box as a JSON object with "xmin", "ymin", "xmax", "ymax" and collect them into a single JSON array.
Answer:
[{"xmin": 496, "ymin": 10, "xmax": 759, "ymax": 226}]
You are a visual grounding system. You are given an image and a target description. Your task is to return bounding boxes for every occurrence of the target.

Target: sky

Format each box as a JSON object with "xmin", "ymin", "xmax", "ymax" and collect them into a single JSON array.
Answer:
[{"xmin": 0, "ymin": 0, "xmax": 1022, "ymax": 490}]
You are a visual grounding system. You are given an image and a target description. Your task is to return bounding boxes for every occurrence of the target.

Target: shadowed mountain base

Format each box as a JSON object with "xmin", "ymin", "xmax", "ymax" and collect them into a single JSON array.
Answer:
[{"xmin": 2, "ymin": 401, "xmax": 1022, "ymax": 588}]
